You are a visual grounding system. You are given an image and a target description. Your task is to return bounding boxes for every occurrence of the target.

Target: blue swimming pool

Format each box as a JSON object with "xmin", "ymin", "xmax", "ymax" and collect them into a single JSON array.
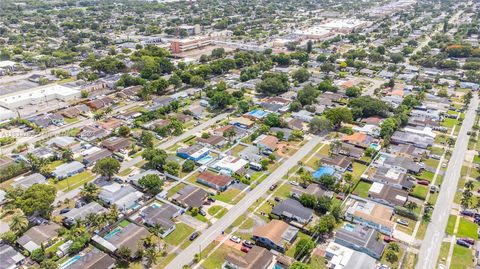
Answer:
[
  {"xmin": 104, "ymin": 227, "xmax": 122, "ymax": 239},
  {"xmin": 343, "ymin": 223, "xmax": 355, "ymax": 232},
  {"xmin": 274, "ymin": 263, "xmax": 285, "ymax": 269},
  {"xmin": 59, "ymin": 255, "xmax": 82, "ymax": 269},
  {"xmin": 247, "ymin": 109, "xmax": 268, "ymax": 118},
  {"xmin": 197, "ymin": 155, "xmax": 213, "ymax": 165},
  {"xmin": 313, "ymin": 166, "xmax": 335, "ymax": 179}
]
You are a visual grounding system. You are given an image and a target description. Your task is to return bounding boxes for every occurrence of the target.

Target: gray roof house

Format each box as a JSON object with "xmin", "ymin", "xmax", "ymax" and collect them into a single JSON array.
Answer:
[
  {"xmin": 171, "ymin": 185, "xmax": 207, "ymax": 209},
  {"xmin": 105, "ymin": 223, "xmax": 150, "ymax": 258},
  {"xmin": 363, "ymin": 166, "xmax": 414, "ymax": 190},
  {"xmin": 334, "ymin": 223, "xmax": 386, "ymax": 259},
  {"xmin": 271, "ymin": 198, "xmax": 314, "ymax": 224},
  {"xmin": 17, "ymin": 223, "xmax": 61, "ymax": 252},
  {"xmin": 52, "ymin": 161, "xmax": 85, "ymax": 180},
  {"xmin": 62, "ymin": 202, "xmax": 107, "ymax": 224},
  {"xmin": 11, "ymin": 173, "xmax": 46, "ymax": 189},
  {"xmin": 390, "ymin": 131, "xmax": 434, "ymax": 149},
  {"xmin": 140, "ymin": 203, "xmax": 182, "ymax": 238},
  {"xmin": 0, "ymin": 244, "xmax": 25, "ymax": 269},
  {"xmin": 83, "ymin": 149, "xmax": 112, "ymax": 167},
  {"xmin": 368, "ymin": 182, "xmax": 408, "ymax": 207},
  {"xmin": 99, "ymin": 183, "xmax": 143, "ymax": 212},
  {"xmin": 128, "ymin": 169, "xmax": 163, "ymax": 187},
  {"xmin": 62, "ymin": 247, "xmax": 115, "ymax": 269}
]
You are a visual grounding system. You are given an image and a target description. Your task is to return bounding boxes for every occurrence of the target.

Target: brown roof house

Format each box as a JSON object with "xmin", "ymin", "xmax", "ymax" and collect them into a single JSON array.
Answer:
[
  {"xmin": 223, "ymin": 246, "xmax": 275, "ymax": 269},
  {"xmin": 253, "ymin": 220, "xmax": 299, "ymax": 253},
  {"xmin": 100, "ymin": 137, "xmax": 131, "ymax": 152},
  {"xmin": 63, "ymin": 247, "xmax": 115, "ymax": 269},
  {"xmin": 342, "ymin": 132, "xmax": 376, "ymax": 149},
  {"xmin": 197, "ymin": 135, "xmax": 226, "ymax": 148},
  {"xmin": 17, "ymin": 223, "xmax": 61, "ymax": 252},
  {"xmin": 254, "ymin": 134, "xmax": 279, "ymax": 152},
  {"xmin": 196, "ymin": 171, "xmax": 234, "ymax": 191}
]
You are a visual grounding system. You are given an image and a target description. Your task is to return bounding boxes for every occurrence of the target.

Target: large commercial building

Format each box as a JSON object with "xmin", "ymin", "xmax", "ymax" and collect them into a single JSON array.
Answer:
[
  {"xmin": 0, "ymin": 84, "xmax": 80, "ymax": 109},
  {"xmin": 170, "ymin": 36, "xmax": 212, "ymax": 54}
]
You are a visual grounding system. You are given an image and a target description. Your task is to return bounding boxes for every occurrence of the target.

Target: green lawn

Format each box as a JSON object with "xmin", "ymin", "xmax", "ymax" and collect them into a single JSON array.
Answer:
[
  {"xmin": 352, "ymin": 180, "xmax": 372, "ymax": 198},
  {"xmin": 457, "ymin": 218, "xmax": 478, "ymax": 239},
  {"xmin": 118, "ymin": 168, "xmax": 133, "ymax": 177},
  {"xmin": 164, "ymin": 223, "xmax": 195, "ymax": 246},
  {"xmin": 229, "ymin": 144, "xmax": 246, "ymax": 156},
  {"xmin": 410, "ymin": 185, "xmax": 428, "ymax": 200},
  {"xmin": 309, "ymin": 255, "xmax": 328, "ymax": 269},
  {"xmin": 285, "ymin": 232, "xmax": 311, "ymax": 258},
  {"xmin": 424, "ymin": 158, "xmax": 439, "ymax": 169},
  {"xmin": 352, "ymin": 162, "xmax": 368, "ymax": 182},
  {"xmin": 214, "ymin": 188, "xmax": 244, "ymax": 204},
  {"xmin": 445, "ymin": 215, "xmax": 457, "ymax": 235},
  {"xmin": 119, "ymin": 220, "xmax": 131, "ymax": 227},
  {"xmin": 442, "ymin": 118, "xmax": 457, "ymax": 129},
  {"xmin": 416, "ymin": 171, "xmax": 435, "ymax": 182},
  {"xmin": 208, "ymin": 206, "xmax": 227, "ymax": 218},
  {"xmin": 430, "ymin": 147, "xmax": 444, "ymax": 156},
  {"xmin": 202, "ymin": 244, "xmax": 244, "ymax": 269},
  {"xmin": 437, "ymin": 242, "xmax": 450, "ymax": 267},
  {"xmin": 451, "ymin": 245, "xmax": 474, "ymax": 269},
  {"xmin": 272, "ymin": 183, "xmax": 292, "ymax": 199},
  {"xmin": 167, "ymin": 183, "xmax": 186, "ymax": 198},
  {"xmin": 49, "ymin": 171, "xmax": 96, "ymax": 191}
]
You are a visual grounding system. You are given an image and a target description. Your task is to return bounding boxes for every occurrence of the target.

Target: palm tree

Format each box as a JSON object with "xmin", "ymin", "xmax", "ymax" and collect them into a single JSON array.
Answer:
[
  {"xmin": 81, "ymin": 183, "xmax": 99, "ymax": 202},
  {"xmin": 107, "ymin": 204, "xmax": 120, "ymax": 222},
  {"xmin": 117, "ymin": 246, "xmax": 132, "ymax": 261},
  {"xmin": 405, "ymin": 201, "xmax": 418, "ymax": 212},
  {"xmin": 62, "ymin": 149, "xmax": 74, "ymax": 161},
  {"xmin": 10, "ymin": 212, "xmax": 28, "ymax": 234},
  {"xmin": 144, "ymin": 247, "xmax": 159, "ymax": 267},
  {"xmin": 465, "ymin": 181, "xmax": 474, "ymax": 191}
]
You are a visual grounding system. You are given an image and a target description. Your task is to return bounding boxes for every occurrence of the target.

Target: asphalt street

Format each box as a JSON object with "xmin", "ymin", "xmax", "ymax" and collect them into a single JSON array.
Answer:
[
  {"xmin": 163, "ymin": 135, "xmax": 323, "ymax": 269},
  {"xmin": 415, "ymin": 94, "xmax": 479, "ymax": 269}
]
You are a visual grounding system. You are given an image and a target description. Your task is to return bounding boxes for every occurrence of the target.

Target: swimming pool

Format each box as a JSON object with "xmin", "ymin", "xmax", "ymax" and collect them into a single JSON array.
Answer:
[
  {"xmin": 343, "ymin": 223, "xmax": 355, "ymax": 232},
  {"xmin": 247, "ymin": 109, "xmax": 268, "ymax": 119},
  {"xmin": 313, "ymin": 166, "xmax": 335, "ymax": 179},
  {"xmin": 274, "ymin": 263, "xmax": 285, "ymax": 269},
  {"xmin": 104, "ymin": 227, "xmax": 122, "ymax": 239},
  {"xmin": 369, "ymin": 143, "xmax": 381, "ymax": 150},
  {"xmin": 197, "ymin": 155, "xmax": 213, "ymax": 165},
  {"xmin": 59, "ymin": 255, "xmax": 82, "ymax": 269}
]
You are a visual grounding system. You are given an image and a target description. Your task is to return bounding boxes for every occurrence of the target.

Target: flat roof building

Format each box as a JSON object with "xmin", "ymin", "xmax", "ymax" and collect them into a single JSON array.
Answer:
[{"xmin": 0, "ymin": 84, "xmax": 80, "ymax": 109}]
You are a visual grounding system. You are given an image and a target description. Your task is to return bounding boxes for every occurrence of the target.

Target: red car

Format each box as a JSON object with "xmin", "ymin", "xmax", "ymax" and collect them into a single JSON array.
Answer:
[
  {"xmin": 383, "ymin": 235, "xmax": 398, "ymax": 243},
  {"xmin": 241, "ymin": 246, "xmax": 250, "ymax": 253},
  {"xmin": 417, "ymin": 180, "xmax": 430, "ymax": 186}
]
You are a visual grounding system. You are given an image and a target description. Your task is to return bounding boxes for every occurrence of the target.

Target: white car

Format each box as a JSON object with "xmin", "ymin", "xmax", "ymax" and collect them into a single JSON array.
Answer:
[
  {"xmin": 230, "ymin": 236, "xmax": 241, "ymax": 244},
  {"xmin": 289, "ymin": 181, "xmax": 300, "ymax": 186}
]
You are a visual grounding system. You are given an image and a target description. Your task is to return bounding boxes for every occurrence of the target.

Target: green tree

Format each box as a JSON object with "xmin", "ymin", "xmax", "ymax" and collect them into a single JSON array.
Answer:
[
  {"xmin": 289, "ymin": 262, "xmax": 312, "ymax": 269},
  {"xmin": 345, "ymin": 86, "xmax": 362, "ymax": 98},
  {"xmin": 182, "ymin": 160, "xmax": 195, "ymax": 173},
  {"xmin": 294, "ymin": 238, "xmax": 315, "ymax": 260},
  {"xmin": 81, "ymin": 182, "xmax": 99, "ymax": 202},
  {"xmin": 92, "ymin": 157, "xmax": 120, "ymax": 180},
  {"xmin": 9, "ymin": 212, "xmax": 28, "ymax": 234},
  {"xmin": 15, "ymin": 184, "xmax": 56, "ymax": 217},
  {"xmin": 292, "ymin": 68, "xmax": 310, "ymax": 83},
  {"xmin": 138, "ymin": 174, "xmax": 164, "ymax": 194},
  {"xmin": 140, "ymin": 130, "xmax": 155, "ymax": 148},
  {"xmin": 118, "ymin": 126, "xmax": 131, "ymax": 137},
  {"xmin": 324, "ymin": 107, "xmax": 353, "ymax": 127},
  {"xmin": 142, "ymin": 148, "xmax": 168, "ymax": 170},
  {"xmin": 163, "ymin": 161, "xmax": 180, "ymax": 176},
  {"xmin": 309, "ymin": 116, "xmax": 332, "ymax": 134}
]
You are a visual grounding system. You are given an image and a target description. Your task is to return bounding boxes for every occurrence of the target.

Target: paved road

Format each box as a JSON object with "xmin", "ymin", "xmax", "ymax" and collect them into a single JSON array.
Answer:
[
  {"xmin": 415, "ymin": 94, "xmax": 479, "ymax": 269},
  {"xmin": 163, "ymin": 135, "xmax": 322, "ymax": 269}
]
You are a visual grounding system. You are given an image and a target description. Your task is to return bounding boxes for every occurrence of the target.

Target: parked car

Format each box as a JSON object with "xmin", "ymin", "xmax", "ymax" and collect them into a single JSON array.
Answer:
[
  {"xmin": 207, "ymin": 197, "xmax": 216, "ymax": 202},
  {"xmin": 383, "ymin": 236, "xmax": 398, "ymax": 243},
  {"xmin": 430, "ymin": 186, "xmax": 437, "ymax": 193},
  {"xmin": 417, "ymin": 180, "xmax": 430, "ymax": 186},
  {"xmin": 397, "ymin": 219, "xmax": 409, "ymax": 226},
  {"xmin": 460, "ymin": 238, "xmax": 475, "ymax": 245},
  {"xmin": 242, "ymin": 240, "xmax": 254, "ymax": 248},
  {"xmin": 274, "ymin": 197, "xmax": 281, "ymax": 202},
  {"xmin": 230, "ymin": 236, "xmax": 241, "ymax": 244},
  {"xmin": 289, "ymin": 181, "xmax": 300, "ymax": 186},
  {"xmin": 269, "ymin": 184, "xmax": 278, "ymax": 191},
  {"xmin": 461, "ymin": 210, "xmax": 476, "ymax": 217},
  {"xmin": 457, "ymin": 239, "xmax": 471, "ymax": 248},
  {"xmin": 241, "ymin": 246, "xmax": 250, "ymax": 253},
  {"xmin": 189, "ymin": 232, "xmax": 199, "ymax": 241},
  {"xmin": 199, "ymin": 209, "xmax": 207, "ymax": 216},
  {"xmin": 60, "ymin": 208, "xmax": 71, "ymax": 214}
]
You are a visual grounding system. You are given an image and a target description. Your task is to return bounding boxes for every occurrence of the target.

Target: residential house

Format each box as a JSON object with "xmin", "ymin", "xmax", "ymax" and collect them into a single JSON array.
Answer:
[
  {"xmin": 86, "ymin": 97, "xmax": 113, "ymax": 110},
  {"xmin": 334, "ymin": 223, "xmax": 385, "ymax": 259},
  {"xmin": 292, "ymin": 110, "xmax": 314, "ymax": 123},
  {"xmin": 271, "ymin": 198, "xmax": 314, "ymax": 224},
  {"xmin": 252, "ymin": 220, "xmax": 299, "ymax": 253},
  {"xmin": 11, "ymin": 173, "xmax": 46, "ymax": 189},
  {"xmin": 230, "ymin": 117, "xmax": 255, "ymax": 129},
  {"xmin": 149, "ymin": 96, "xmax": 173, "ymax": 111},
  {"xmin": 47, "ymin": 136, "xmax": 77, "ymax": 150},
  {"xmin": 291, "ymin": 183, "xmax": 334, "ymax": 200},
  {"xmin": 62, "ymin": 247, "xmax": 115, "ymax": 269},
  {"xmin": 100, "ymin": 137, "xmax": 131, "ymax": 152},
  {"xmin": 99, "ymin": 118, "xmax": 124, "ymax": 131},
  {"xmin": 0, "ymin": 244, "xmax": 25, "ymax": 269},
  {"xmin": 197, "ymin": 171, "xmax": 234, "ymax": 191},
  {"xmin": 254, "ymin": 134, "xmax": 279, "ymax": 152},
  {"xmin": 99, "ymin": 183, "xmax": 143, "ymax": 212},
  {"xmin": 52, "ymin": 161, "xmax": 85, "ymax": 180},
  {"xmin": 197, "ymin": 135, "xmax": 226, "ymax": 148},
  {"xmin": 332, "ymin": 142, "xmax": 364, "ymax": 159},
  {"xmin": 368, "ymin": 182, "xmax": 408, "ymax": 207},
  {"xmin": 324, "ymin": 242, "xmax": 377, "ymax": 269},
  {"xmin": 171, "ymin": 185, "xmax": 207, "ymax": 209},
  {"xmin": 17, "ymin": 223, "xmax": 61, "ymax": 252},
  {"xmin": 211, "ymin": 155, "xmax": 248, "ymax": 175},
  {"xmin": 176, "ymin": 144, "xmax": 210, "ymax": 162},
  {"xmin": 362, "ymin": 166, "xmax": 414, "ymax": 190},
  {"xmin": 214, "ymin": 125, "xmax": 235, "ymax": 137},
  {"xmin": 83, "ymin": 148, "xmax": 113, "ymax": 167},
  {"xmin": 78, "ymin": 125, "xmax": 109, "ymax": 142},
  {"xmin": 62, "ymin": 202, "xmax": 107, "ymax": 225},
  {"xmin": 344, "ymin": 197, "xmax": 395, "ymax": 235},
  {"xmin": 270, "ymin": 127, "xmax": 292, "ymax": 141},
  {"xmin": 223, "ymin": 246, "xmax": 275, "ymax": 269},
  {"xmin": 140, "ymin": 203, "xmax": 182, "ymax": 238},
  {"xmin": 389, "ymin": 144, "xmax": 426, "ymax": 161},
  {"xmin": 128, "ymin": 170, "xmax": 163, "ymax": 188},
  {"xmin": 320, "ymin": 155, "xmax": 352, "ymax": 172},
  {"xmin": 381, "ymin": 154, "xmax": 423, "ymax": 174},
  {"xmin": 105, "ymin": 223, "xmax": 150, "ymax": 258},
  {"xmin": 342, "ymin": 132, "xmax": 376, "ymax": 149}
]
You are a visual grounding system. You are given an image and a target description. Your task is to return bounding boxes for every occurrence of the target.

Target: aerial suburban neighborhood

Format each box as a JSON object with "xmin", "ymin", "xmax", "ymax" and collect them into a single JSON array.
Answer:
[{"xmin": 0, "ymin": 0, "xmax": 479, "ymax": 269}]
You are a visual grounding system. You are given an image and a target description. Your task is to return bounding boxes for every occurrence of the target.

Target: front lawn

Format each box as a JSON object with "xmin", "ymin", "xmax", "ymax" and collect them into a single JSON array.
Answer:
[
  {"xmin": 352, "ymin": 162, "xmax": 368, "ymax": 182},
  {"xmin": 164, "ymin": 222, "xmax": 195, "ymax": 246},
  {"xmin": 416, "ymin": 171, "xmax": 435, "ymax": 182},
  {"xmin": 457, "ymin": 218, "xmax": 478, "ymax": 239},
  {"xmin": 285, "ymin": 232, "xmax": 311, "ymax": 258},
  {"xmin": 410, "ymin": 185, "xmax": 428, "ymax": 200},
  {"xmin": 451, "ymin": 244, "xmax": 474, "ymax": 269},
  {"xmin": 49, "ymin": 171, "xmax": 96, "ymax": 191},
  {"xmin": 208, "ymin": 206, "xmax": 227, "ymax": 218},
  {"xmin": 352, "ymin": 180, "xmax": 372, "ymax": 198},
  {"xmin": 445, "ymin": 215, "xmax": 456, "ymax": 235},
  {"xmin": 214, "ymin": 188, "xmax": 244, "ymax": 204}
]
